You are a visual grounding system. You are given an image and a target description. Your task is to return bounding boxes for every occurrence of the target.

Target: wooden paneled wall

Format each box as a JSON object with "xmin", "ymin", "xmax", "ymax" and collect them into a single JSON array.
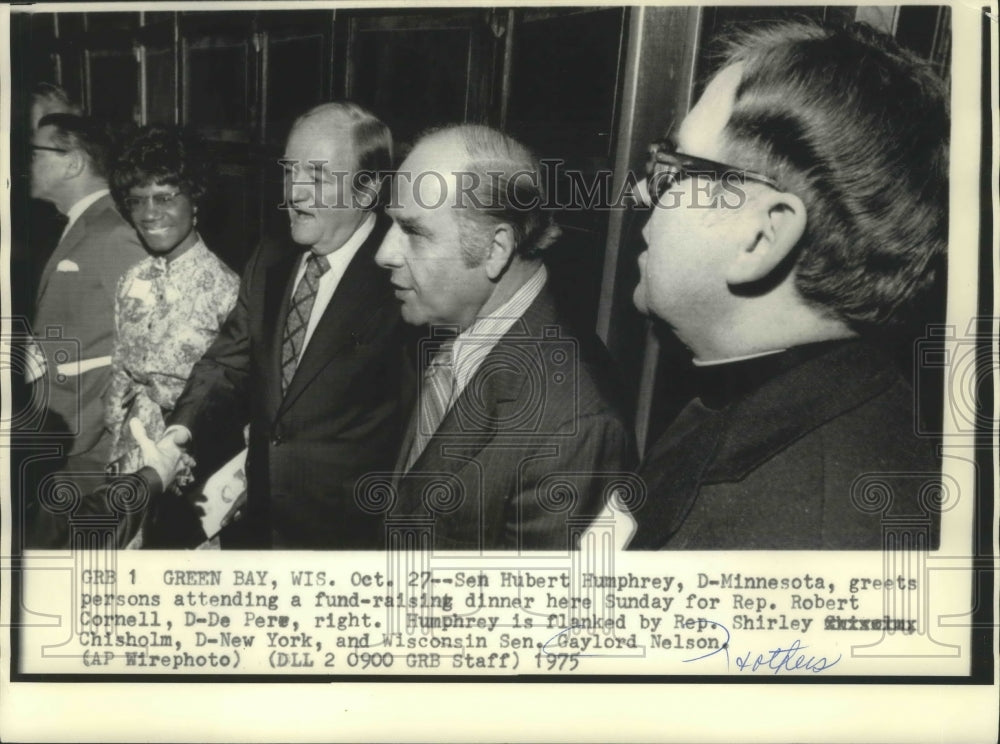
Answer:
[{"xmin": 9, "ymin": 6, "xmax": 952, "ymax": 447}]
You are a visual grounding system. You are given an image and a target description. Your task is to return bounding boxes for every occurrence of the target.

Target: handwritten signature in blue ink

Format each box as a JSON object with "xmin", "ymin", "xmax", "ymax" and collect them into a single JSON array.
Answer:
[
  {"xmin": 733, "ymin": 638, "xmax": 840, "ymax": 674},
  {"xmin": 681, "ymin": 620, "xmax": 841, "ymax": 673},
  {"xmin": 682, "ymin": 619, "xmax": 732, "ymax": 665}
]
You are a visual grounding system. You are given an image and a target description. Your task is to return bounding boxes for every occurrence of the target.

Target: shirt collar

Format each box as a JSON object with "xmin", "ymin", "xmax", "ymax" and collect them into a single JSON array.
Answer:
[
  {"xmin": 309, "ymin": 212, "xmax": 375, "ymax": 262},
  {"xmin": 63, "ymin": 188, "xmax": 110, "ymax": 235},
  {"xmin": 448, "ymin": 265, "xmax": 548, "ymax": 389},
  {"xmin": 692, "ymin": 348, "xmax": 786, "ymax": 367},
  {"xmin": 150, "ymin": 236, "xmax": 207, "ymax": 274},
  {"xmin": 462, "ymin": 264, "xmax": 547, "ymax": 338},
  {"xmin": 694, "ymin": 339, "xmax": 854, "ymax": 410}
]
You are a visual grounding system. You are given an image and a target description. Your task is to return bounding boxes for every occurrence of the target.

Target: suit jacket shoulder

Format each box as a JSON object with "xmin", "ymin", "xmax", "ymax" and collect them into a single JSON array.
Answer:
[
  {"xmin": 510, "ymin": 286, "xmax": 632, "ymax": 426},
  {"xmin": 37, "ymin": 194, "xmax": 145, "ymax": 307},
  {"xmin": 73, "ymin": 196, "xmax": 146, "ymax": 292},
  {"xmin": 395, "ymin": 283, "xmax": 636, "ymax": 550}
]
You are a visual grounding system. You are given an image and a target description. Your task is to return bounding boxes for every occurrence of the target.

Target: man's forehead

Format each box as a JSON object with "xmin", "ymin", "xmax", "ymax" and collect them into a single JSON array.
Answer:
[
  {"xmin": 676, "ymin": 63, "xmax": 743, "ymax": 157},
  {"xmin": 284, "ymin": 118, "xmax": 352, "ymax": 159},
  {"xmin": 395, "ymin": 139, "xmax": 464, "ymax": 209}
]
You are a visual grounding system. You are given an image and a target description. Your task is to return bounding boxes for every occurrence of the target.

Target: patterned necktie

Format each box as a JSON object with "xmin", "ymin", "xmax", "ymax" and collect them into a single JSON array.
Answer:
[
  {"xmin": 281, "ymin": 252, "xmax": 330, "ymax": 393},
  {"xmin": 405, "ymin": 340, "xmax": 456, "ymax": 471}
]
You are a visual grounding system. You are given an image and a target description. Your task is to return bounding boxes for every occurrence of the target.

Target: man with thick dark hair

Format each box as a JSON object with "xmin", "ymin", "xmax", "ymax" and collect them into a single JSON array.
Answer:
[
  {"xmin": 26, "ymin": 114, "xmax": 147, "ymax": 547},
  {"xmin": 627, "ymin": 21, "xmax": 948, "ymax": 549},
  {"xmin": 376, "ymin": 124, "xmax": 636, "ymax": 550}
]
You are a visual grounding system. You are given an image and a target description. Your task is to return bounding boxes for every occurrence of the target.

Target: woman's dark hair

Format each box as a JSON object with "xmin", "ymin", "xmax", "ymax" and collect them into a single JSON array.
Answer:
[{"xmin": 110, "ymin": 126, "xmax": 211, "ymax": 214}]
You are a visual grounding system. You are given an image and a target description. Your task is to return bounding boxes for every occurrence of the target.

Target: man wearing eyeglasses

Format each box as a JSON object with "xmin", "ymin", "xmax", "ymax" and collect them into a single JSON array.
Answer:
[
  {"xmin": 26, "ymin": 113, "xmax": 147, "ymax": 546},
  {"xmin": 626, "ymin": 21, "xmax": 948, "ymax": 550}
]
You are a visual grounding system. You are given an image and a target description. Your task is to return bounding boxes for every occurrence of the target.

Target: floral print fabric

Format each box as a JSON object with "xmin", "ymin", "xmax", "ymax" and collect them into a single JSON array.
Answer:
[{"xmin": 106, "ymin": 239, "xmax": 238, "ymax": 473}]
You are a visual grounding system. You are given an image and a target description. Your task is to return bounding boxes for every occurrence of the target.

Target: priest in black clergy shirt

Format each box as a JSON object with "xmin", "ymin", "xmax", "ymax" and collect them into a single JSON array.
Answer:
[
  {"xmin": 154, "ymin": 102, "xmax": 411, "ymax": 549},
  {"xmin": 623, "ymin": 20, "xmax": 948, "ymax": 550}
]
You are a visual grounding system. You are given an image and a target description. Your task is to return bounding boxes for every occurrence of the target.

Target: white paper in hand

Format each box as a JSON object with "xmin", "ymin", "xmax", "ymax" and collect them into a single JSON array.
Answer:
[
  {"xmin": 580, "ymin": 488, "xmax": 638, "ymax": 551},
  {"xmin": 199, "ymin": 447, "xmax": 248, "ymax": 540}
]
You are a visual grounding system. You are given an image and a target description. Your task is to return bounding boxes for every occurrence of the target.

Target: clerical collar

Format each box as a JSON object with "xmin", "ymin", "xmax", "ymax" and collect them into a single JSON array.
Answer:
[{"xmin": 695, "ymin": 339, "xmax": 855, "ymax": 410}]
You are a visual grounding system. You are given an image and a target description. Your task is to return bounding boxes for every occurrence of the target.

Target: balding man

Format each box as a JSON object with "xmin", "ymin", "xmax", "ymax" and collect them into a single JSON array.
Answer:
[
  {"xmin": 376, "ymin": 125, "xmax": 636, "ymax": 550},
  {"xmin": 163, "ymin": 102, "xmax": 411, "ymax": 549}
]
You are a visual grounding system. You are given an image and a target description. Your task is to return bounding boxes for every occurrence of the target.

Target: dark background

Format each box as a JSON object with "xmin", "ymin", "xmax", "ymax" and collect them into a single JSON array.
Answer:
[{"xmin": 8, "ymin": 5, "xmax": 953, "ymax": 451}]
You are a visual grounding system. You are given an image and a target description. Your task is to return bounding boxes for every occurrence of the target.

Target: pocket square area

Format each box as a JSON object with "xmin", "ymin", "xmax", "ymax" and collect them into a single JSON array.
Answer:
[{"xmin": 56, "ymin": 260, "xmax": 80, "ymax": 272}]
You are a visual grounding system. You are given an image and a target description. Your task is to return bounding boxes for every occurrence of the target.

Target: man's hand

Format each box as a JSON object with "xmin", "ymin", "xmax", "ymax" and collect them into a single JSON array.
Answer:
[{"xmin": 130, "ymin": 419, "xmax": 191, "ymax": 487}]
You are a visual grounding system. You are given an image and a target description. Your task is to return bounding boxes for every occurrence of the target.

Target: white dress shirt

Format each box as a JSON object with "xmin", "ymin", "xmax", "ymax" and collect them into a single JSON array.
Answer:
[
  {"xmin": 445, "ymin": 264, "xmax": 548, "ymax": 408},
  {"xmin": 288, "ymin": 212, "xmax": 375, "ymax": 361},
  {"xmin": 162, "ymin": 213, "xmax": 376, "ymax": 447}
]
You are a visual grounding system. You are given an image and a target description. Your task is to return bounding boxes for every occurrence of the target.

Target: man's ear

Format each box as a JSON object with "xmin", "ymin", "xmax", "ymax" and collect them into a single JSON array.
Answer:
[
  {"xmin": 484, "ymin": 223, "xmax": 517, "ymax": 280},
  {"xmin": 62, "ymin": 149, "xmax": 87, "ymax": 181},
  {"xmin": 726, "ymin": 190, "xmax": 806, "ymax": 286}
]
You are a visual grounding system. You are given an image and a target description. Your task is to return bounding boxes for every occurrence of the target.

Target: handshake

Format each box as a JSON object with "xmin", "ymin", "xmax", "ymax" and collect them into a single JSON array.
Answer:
[{"xmin": 129, "ymin": 418, "xmax": 193, "ymax": 488}]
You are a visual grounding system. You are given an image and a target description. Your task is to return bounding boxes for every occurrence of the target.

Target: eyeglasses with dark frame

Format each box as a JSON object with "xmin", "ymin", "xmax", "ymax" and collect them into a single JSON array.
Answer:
[
  {"xmin": 123, "ymin": 191, "xmax": 184, "ymax": 213},
  {"xmin": 646, "ymin": 138, "xmax": 781, "ymax": 207}
]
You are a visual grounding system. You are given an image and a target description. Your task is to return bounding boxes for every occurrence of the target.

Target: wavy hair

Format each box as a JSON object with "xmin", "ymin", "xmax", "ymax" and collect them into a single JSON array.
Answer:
[
  {"xmin": 110, "ymin": 126, "xmax": 211, "ymax": 214},
  {"xmin": 713, "ymin": 20, "xmax": 949, "ymax": 328}
]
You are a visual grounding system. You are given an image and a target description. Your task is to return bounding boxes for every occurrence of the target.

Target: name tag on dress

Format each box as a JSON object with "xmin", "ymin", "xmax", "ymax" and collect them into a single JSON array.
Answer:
[{"xmin": 126, "ymin": 278, "xmax": 155, "ymax": 303}]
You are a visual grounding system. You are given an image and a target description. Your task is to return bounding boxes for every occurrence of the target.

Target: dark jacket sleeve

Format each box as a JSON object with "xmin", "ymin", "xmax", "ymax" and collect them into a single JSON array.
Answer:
[
  {"xmin": 26, "ymin": 467, "xmax": 164, "ymax": 549},
  {"xmin": 168, "ymin": 246, "xmax": 259, "ymax": 460}
]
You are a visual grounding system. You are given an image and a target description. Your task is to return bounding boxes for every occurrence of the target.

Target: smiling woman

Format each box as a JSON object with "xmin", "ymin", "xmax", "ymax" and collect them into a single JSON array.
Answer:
[
  {"xmin": 111, "ymin": 127, "xmax": 209, "ymax": 259},
  {"xmin": 105, "ymin": 127, "xmax": 240, "ymax": 547}
]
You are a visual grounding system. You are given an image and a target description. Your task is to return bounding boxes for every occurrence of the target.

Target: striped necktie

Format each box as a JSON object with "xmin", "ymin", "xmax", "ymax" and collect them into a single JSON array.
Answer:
[
  {"xmin": 281, "ymin": 252, "xmax": 330, "ymax": 393},
  {"xmin": 405, "ymin": 339, "xmax": 456, "ymax": 471}
]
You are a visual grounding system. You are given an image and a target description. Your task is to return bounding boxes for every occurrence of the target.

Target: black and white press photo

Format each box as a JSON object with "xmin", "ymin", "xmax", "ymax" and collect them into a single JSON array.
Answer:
[{"xmin": 1, "ymin": 2, "xmax": 995, "ymax": 742}]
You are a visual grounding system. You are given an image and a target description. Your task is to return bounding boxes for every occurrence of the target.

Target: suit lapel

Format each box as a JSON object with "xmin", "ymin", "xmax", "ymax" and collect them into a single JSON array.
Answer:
[
  {"xmin": 392, "ymin": 408, "xmax": 418, "ymax": 482},
  {"xmin": 262, "ymin": 251, "xmax": 301, "ymax": 419},
  {"xmin": 276, "ymin": 215, "xmax": 390, "ymax": 417},
  {"xmin": 628, "ymin": 401, "xmax": 727, "ymax": 549},
  {"xmin": 406, "ymin": 288, "xmax": 555, "ymax": 474},
  {"xmin": 409, "ymin": 361, "xmax": 515, "ymax": 471},
  {"xmin": 397, "ymin": 354, "xmax": 519, "ymax": 513},
  {"xmin": 37, "ymin": 197, "xmax": 106, "ymax": 302}
]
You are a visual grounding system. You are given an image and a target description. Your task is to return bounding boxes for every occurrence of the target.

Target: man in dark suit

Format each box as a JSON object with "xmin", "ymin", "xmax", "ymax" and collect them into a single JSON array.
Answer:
[
  {"xmin": 11, "ymin": 83, "xmax": 82, "ymax": 322},
  {"xmin": 625, "ymin": 21, "xmax": 948, "ymax": 549},
  {"xmin": 158, "ymin": 102, "xmax": 410, "ymax": 549},
  {"xmin": 374, "ymin": 124, "xmax": 636, "ymax": 550},
  {"xmin": 25, "ymin": 114, "xmax": 147, "ymax": 547}
]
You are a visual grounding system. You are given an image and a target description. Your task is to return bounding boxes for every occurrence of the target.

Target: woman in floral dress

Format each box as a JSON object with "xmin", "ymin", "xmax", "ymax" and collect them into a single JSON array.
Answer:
[{"xmin": 106, "ymin": 127, "xmax": 239, "ymax": 544}]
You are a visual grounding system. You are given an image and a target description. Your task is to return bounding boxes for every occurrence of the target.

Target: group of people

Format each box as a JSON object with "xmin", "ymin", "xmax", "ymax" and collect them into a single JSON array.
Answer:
[
  {"xmin": 24, "ymin": 102, "xmax": 240, "ymax": 547},
  {"xmin": 19, "ymin": 19, "xmax": 947, "ymax": 552}
]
